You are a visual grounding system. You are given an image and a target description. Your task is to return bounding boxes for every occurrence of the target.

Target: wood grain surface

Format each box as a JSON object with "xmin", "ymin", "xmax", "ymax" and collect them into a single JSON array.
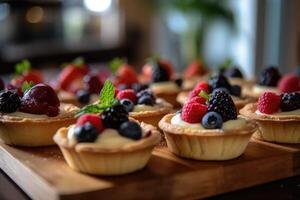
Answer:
[{"xmin": 1, "ymin": 141, "xmax": 300, "ymax": 200}]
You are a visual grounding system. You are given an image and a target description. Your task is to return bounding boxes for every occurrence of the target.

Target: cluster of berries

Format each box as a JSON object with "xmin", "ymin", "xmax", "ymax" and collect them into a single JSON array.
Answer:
[
  {"xmin": 181, "ymin": 82, "xmax": 237, "ymax": 129},
  {"xmin": 258, "ymin": 92, "xmax": 300, "ymax": 114}
]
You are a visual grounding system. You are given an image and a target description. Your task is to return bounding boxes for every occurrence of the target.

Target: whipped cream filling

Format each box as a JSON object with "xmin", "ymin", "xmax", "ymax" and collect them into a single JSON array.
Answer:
[
  {"xmin": 171, "ymin": 114, "xmax": 247, "ymax": 131},
  {"xmin": 150, "ymin": 81, "xmax": 180, "ymax": 93},
  {"xmin": 253, "ymin": 85, "xmax": 278, "ymax": 95},
  {"xmin": 255, "ymin": 109, "xmax": 300, "ymax": 116}
]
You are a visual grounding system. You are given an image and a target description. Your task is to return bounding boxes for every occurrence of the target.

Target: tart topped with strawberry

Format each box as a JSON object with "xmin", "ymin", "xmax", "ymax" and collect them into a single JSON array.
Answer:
[
  {"xmin": 159, "ymin": 90, "xmax": 257, "ymax": 160},
  {"xmin": 0, "ymin": 83, "xmax": 78, "ymax": 146},
  {"xmin": 240, "ymin": 91, "xmax": 300, "ymax": 143},
  {"xmin": 54, "ymin": 80, "xmax": 160, "ymax": 175},
  {"xmin": 182, "ymin": 60, "xmax": 208, "ymax": 90}
]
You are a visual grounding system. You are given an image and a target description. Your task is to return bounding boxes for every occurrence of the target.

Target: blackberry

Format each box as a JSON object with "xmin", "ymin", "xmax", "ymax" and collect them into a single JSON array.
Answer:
[
  {"xmin": 132, "ymin": 83, "xmax": 148, "ymax": 92},
  {"xmin": 280, "ymin": 92, "xmax": 300, "ymax": 111},
  {"xmin": 259, "ymin": 66, "xmax": 281, "ymax": 86},
  {"xmin": 101, "ymin": 104, "xmax": 129, "ymax": 129},
  {"xmin": 208, "ymin": 74, "xmax": 232, "ymax": 92},
  {"xmin": 152, "ymin": 62, "xmax": 170, "ymax": 82},
  {"xmin": 224, "ymin": 67, "xmax": 243, "ymax": 78},
  {"xmin": 207, "ymin": 90, "xmax": 237, "ymax": 121},
  {"xmin": 0, "ymin": 90, "xmax": 21, "ymax": 113}
]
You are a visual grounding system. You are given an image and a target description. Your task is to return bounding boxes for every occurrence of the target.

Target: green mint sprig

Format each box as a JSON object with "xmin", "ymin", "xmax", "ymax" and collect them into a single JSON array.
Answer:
[
  {"xmin": 109, "ymin": 57, "xmax": 126, "ymax": 73},
  {"xmin": 198, "ymin": 90, "xmax": 210, "ymax": 101},
  {"xmin": 21, "ymin": 81, "xmax": 35, "ymax": 94},
  {"xmin": 145, "ymin": 54, "xmax": 161, "ymax": 65},
  {"xmin": 15, "ymin": 59, "xmax": 31, "ymax": 75},
  {"xmin": 76, "ymin": 80, "xmax": 116, "ymax": 117}
]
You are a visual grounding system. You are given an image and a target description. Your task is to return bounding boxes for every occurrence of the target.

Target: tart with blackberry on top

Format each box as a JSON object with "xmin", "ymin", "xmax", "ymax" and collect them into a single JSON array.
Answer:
[
  {"xmin": 0, "ymin": 83, "xmax": 78, "ymax": 146},
  {"xmin": 182, "ymin": 60, "xmax": 208, "ymax": 90},
  {"xmin": 116, "ymin": 88, "xmax": 172, "ymax": 127},
  {"xmin": 159, "ymin": 90, "xmax": 257, "ymax": 160},
  {"xmin": 56, "ymin": 57, "xmax": 103, "ymax": 106},
  {"xmin": 142, "ymin": 57, "xmax": 181, "ymax": 107},
  {"xmin": 177, "ymin": 74, "xmax": 251, "ymax": 110},
  {"xmin": 54, "ymin": 80, "xmax": 160, "ymax": 175},
  {"xmin": 240, "ymin": 91, "xmax": 300, "ymax": 143},
  {"xmin": 244, "ymin": 66, "xmax": 281, "ymax": 99},
  {"xmin": 223, "ymin": 66, "xmax": 255, "ymax": 88}
]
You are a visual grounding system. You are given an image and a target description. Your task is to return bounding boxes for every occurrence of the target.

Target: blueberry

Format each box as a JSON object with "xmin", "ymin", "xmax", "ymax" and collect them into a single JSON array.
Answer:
[
  {"xmin": 120, "ymin": 98, "xmax": 134, "ymax": 112},
  {"xmin": 74, "ymin": 122, "xmax": 98, "ymax": 143},
  {"xmin": 230, "ymin": 85, "xmax": 241, "ymax": 97},
  {"xmin": 202, "ymin": 112, "xmax": 223, "ymax": 129},
  {"xmin": 76, "ymin": 90, "xmax": 90, "ymax": 104},
  {"xmin": 118, "ymin": 121, "xmax": 142, "ymax": 140},
  {"xmin": 137, "ymin": 95, "xmax": 155, "ymax": 106},
  {"xmin": 175, "ymin": 78, "xmax": 183, "ymax": 87},
  {"xmin": 132, "ymin": 83, "xmax": 149, "ymax": 92}
]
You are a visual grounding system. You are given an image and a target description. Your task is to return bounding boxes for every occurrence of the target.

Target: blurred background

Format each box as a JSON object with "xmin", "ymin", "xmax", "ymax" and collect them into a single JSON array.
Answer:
[{"xmin": 0, "ymin": 0, "xmax": 300, "ymax": 78}]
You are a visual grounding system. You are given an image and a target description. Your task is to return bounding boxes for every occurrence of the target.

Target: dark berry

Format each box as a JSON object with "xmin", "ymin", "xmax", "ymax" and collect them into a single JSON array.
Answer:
[
  {"xmin": 83, "ymin": 75, "xmax": 102, "ymax": 94},
  {"xmin": 0, "ymin": 90, "xmax": 21, "ymax": 113},
  {"xmin": 224, "ymin": 67, "xmax": 243, "ymax": 78},
  {"xmin": 259, "ymin": 66, "xmax": 281, "ymax": 87},
  {"xmin": 208, "ymin": 90, "xmax": 237, "ymax": 121},
  {"xmin": 101, "ymin": 104, "xmax": 129, "ymax": 129},
  {"xmin": 152, "ymin": 62, "xmax": 170, "ymax": 82},
  {"xmin": 280, "ymin": 92, "xmax": 300, "ymax": 111},
  {"xmin": 74, "ymin": 122, "xmax": 98, "ymax": 143},
  {"xmin": 208, "ymin": 74, "xmax": 232, "ymax": 92},
  {"xmin": 202, "ymin": 112, "xmax": 223, "ymax": 129},
  {"xmin": 0, "ymin": 78, "xmax": 4, "ymax": 91},
  {"xmin": 132, "ymin": 83, "xmax": 149, "ymax": 92},
  {"xmin": 137, "ymin": 89, "xmax": 155, "ymax": 100},
  {"xmin": 137, "ymin": 95, "xmax": 155, "ymax": 106},
  {"xmin": 175, "ymin": 78, "xmax": 183, "ymax": 87},
  {"xmin": 76, "ymin": 90, "xmax": 90, "ymax": 104},
  {"xmin": 120, "ymin": 98, "xmax": 134, "ymax": 112},
  {"xmin": 212, "ymin": 87, "xmax": 230, "ymax": 95},
  {"xmin": 118, "ymin": 121, "xmax": 142, "ymax": 140},
  {"xmin": 230, "ymin": 85, "xmax": 241, "ymax": 97}
]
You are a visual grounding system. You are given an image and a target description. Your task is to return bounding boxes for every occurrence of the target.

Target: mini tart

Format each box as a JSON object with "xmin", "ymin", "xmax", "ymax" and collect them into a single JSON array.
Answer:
[
  {"xmin": 176, "ymin": 91, "xmax": 251, "ymax": 110},
  {"xmin": 150, "ymin": 82, "xmax": 181, "ymax": 108},
  {"xmin": 159, "ymin": 114, "xmax": 257, "ymax": 160},
  {"xmin": 240, "ymin": 103, "xmax": 300, "ymax": 143},
  {"xmin": 58, "ymin": 90, "xmax": 98, "ymax": 107},
  {"xmin": 0, "ymin": 104, "xmax": 78, "ymax": 146},
  {"xmin": 129, "ymin": 99, "xmax": 173, "ymax": 127},
  {"xmin": 54, "ymin": 122, "xmax": 161, "ymax": 175}
]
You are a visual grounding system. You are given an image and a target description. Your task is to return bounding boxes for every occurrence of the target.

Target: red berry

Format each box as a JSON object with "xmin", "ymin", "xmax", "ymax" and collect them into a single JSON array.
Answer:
[
  {"xmin": 116, "ymin": 89, "xmax": 137, "ymax": 103},
  {"xmin": 184, "ymin": 60, "xmax": 207, "ymax": 78},
  {"xmin": 188, "ymin": 96, "xmax": 206, "ymax": 104},
  {"xmin": 114, "ymin": 64, "xmax": 138, "ymax": 86},
  {"xmin": 194, "ymin": 82, "xmax": 210, "ymax": 93},
  {"xmin": 181, "ymin": 102, "xmax": 208, "ymax": 123},
  {"xmin": 258, "ymin": 92, "xmax": 281, "ymax": 114},
  {"xmin": 76, "ymin": 114, "xmax": 103, "ymax": 132},
  {"xmin": 278, "ymin": 74, "xmax": 300, "ymax": 93},
  {"xmin": 84, "ymin": 75, "xmax": 103, "ymax": 94}
]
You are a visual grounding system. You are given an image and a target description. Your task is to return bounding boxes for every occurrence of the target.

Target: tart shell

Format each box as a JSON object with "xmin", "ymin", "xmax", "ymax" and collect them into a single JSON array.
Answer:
[
  {"xmin": 240, "ymin": 103, "xmax": 300, "ymax": 143},
  {"xmin": 159, "ymin": 114, "xmax": 257, "ymax": 160},
  {"xmin": 155, "ymin": 92, "xmax": 181, "ymax": 108},
  {"xmin": 54, "ymin": 122, "xmax": 161, "ymax": 175}
]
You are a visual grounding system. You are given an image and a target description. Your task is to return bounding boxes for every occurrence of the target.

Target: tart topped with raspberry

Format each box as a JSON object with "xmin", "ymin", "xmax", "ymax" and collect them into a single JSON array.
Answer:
[
  {"xmin": 0, "ymin": 84, "xmax": 78, "ymax": 146},
  {"xmin": 54, "ymin": 80, "xmax": 160, "ymax": 175},
  {"xmin": 240, "ymin": 91, "xmax": 300, "ymax": 143},
  {"xmin": 159, "ymin": 90, "xmax": 257, "ymax": 160}
]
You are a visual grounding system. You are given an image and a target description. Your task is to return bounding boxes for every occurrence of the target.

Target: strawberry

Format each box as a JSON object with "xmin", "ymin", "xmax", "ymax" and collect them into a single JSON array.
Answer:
[
  {"xmin": 278, "ymin": 74, "xmax": 300, "ymax": 93},
  {"xmin": 184, "ymin": 60, "xmax": 207, "ymax": 78},
  {"xmin": 76, "ymin": 114, "xmax": 103, "ymax": 132},
  {"xmin": 116, "ymin": 89, "xmax": 137, "ymax": 103},
  {"xmin": 114, "ymin": 64, "xmax": 138, "ymax": 86},
  {"xmin": 258, "ymin": 92, "xmax": 281, "ymax": 114},
  {"xmin": 188, "ymin": 96, "xmax": 206, "ymax": 105},
  {"xmin": 181, "ymin": 102, "xmax": 208, "ymax": 123},
  {"xmin": 58, "ymin": 64, "xmax": 89, "ymax": 93}
]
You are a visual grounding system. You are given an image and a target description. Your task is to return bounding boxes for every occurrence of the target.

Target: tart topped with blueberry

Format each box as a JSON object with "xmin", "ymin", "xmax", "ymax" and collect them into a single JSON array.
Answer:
[
  {"xmin": 116, "ymin": 88, "xmax": 172, "ymax": 127},
  {"xmin": 240, "ymin": 91, "xmax": 300, "ymax": 143},
  {"xmin": 0, "ymin": 83, "xmax": 78, "ymax": 146},
  {"xmin": 160, "ymin": 90, "xmax": 257, "ymax": 160},
  {"xmin": 54, "ymin": 80, "xmax": 160, "ymax": 175}
]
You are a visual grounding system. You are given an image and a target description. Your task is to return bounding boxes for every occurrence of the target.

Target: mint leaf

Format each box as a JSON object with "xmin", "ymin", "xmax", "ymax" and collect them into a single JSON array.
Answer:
[
  {"xmin": 76, "ymin": 104, "xmax": 108, "ymax": 117},
  {"xmin": 198, "ymin": 90, "xmax": 209, "ymax": 101},
  {"xmin": 220, "ymin": 58, "xmax": 233, "ymax": 70},
  {"xmin": 109, "ymin": 57, "xmax": 125, "ymax": 73},
  {"xmin": 99, "ymin": 80, "xmax": 115, "ymax": 106},
  {"xmin": 21, "ymin": 81, "xmax": 35, "ymax": 94},
  {"xmin": 15, "ymin": 59, "xmax": 31, "ymax": 75},
  {"xmin": 73, "ymin": 57, "xmax": 85, "ymax": 67}
]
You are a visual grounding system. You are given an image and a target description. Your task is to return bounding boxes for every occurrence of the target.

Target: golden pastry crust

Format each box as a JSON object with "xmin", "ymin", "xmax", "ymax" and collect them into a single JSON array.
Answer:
[
  {"xmin": 0, "ymin": 104, "xmax": 78, "ymax": 146},
  {"xmin": 54, "ymin": 122, "xmax": 161, "ymax": 175},
  {"xmin": 240, "ymin": 103, "xmax": 300, "ymax": 143},
  {"xmin": 159, "ymin": 114, "xmax": 257, "ymax": 160},
  {"xmin": 155, "ymin": 92, "xmax": 181, "ymax": 108}
]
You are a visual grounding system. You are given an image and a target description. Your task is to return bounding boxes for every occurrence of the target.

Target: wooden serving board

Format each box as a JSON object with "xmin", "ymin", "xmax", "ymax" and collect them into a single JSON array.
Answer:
[{"xmin": 1, "ymin": 140, "xmax": 300, "ymax": 200}]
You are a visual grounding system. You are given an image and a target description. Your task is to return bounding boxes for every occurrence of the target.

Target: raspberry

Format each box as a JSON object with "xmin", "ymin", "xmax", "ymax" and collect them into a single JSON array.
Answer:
[
  {"xmin": 194, "ymin": 82, "xmax": 210, "ymax": 93},
  {"xmin": 116, "ymin": 89, "xmax": 137, "ymax": 103},
  {"xmin": 76, "ymin": 114, "xmax": 103, "ymax": 132},
  {"xmin": 181, "ymin": 102, "xmax": 208, "ymax": 123},
  {"xmin": 188, "ymin": 96, "xmax": 206, "ymax": 104},
  {"xmin": 278, "ymin": 74, "xmax": 300, "ymax": 93},
  {"xmin": 115, "ymin": 64, "xmax": 138, "ymax": 86},
  {"xmin": 258, "ymin": 92, "xmax": 281, "ymax": 114}
]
